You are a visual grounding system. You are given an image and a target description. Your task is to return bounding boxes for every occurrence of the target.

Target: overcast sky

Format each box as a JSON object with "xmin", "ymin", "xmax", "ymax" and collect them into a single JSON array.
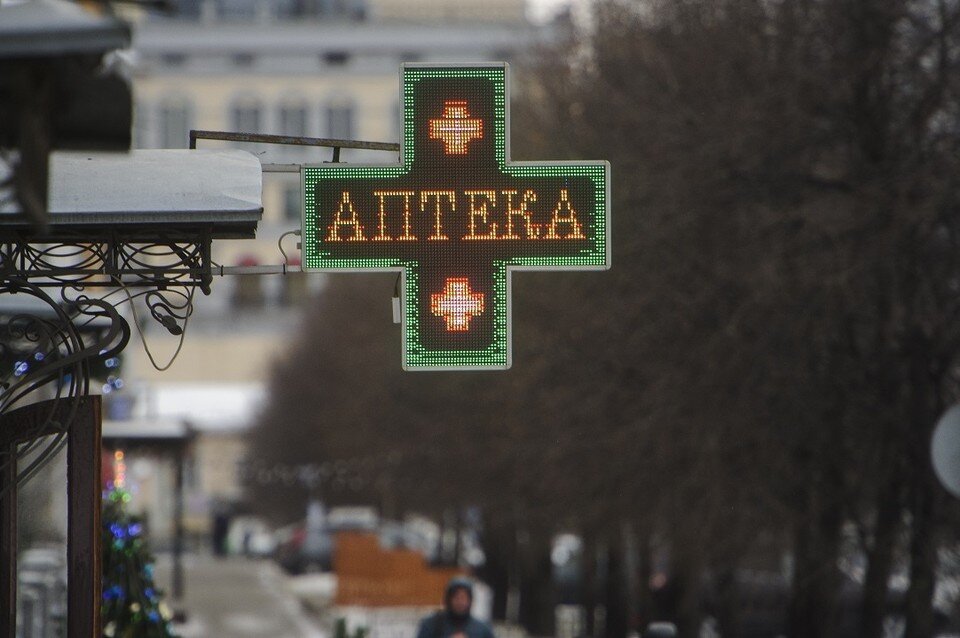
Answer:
[{"xmin": 528, "ymin": 0, "xmax": 585, "ymax": 24}]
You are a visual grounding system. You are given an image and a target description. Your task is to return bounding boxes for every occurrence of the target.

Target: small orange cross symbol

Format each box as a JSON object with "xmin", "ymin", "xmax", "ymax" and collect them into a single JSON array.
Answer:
[
  {"xmin": 429, "ymin": 101, "xmax": 483, "ymax": 155},
  {"xmin": 431, "ymin": 278, "xmax": 485, "ymax": 331}
]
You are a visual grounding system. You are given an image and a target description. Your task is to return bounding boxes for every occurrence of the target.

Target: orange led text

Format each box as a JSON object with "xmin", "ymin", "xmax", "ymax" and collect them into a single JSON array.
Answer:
[{"xmin": 323, "ymin": 188, "xmax": 586, "ymax": 242}]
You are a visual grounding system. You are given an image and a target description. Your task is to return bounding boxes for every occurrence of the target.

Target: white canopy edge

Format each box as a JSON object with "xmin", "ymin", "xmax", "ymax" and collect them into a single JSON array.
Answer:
[
  {"xmin": 1, "ymin": 149, "xmax": 263, "ymax": 230},
  {"xmin": 102, "ymin": 418, "xmax": 192, "ymax": 441},
  {"xmin": 124, "ymin": 382, "xmax": 266, "ymax": 433}
]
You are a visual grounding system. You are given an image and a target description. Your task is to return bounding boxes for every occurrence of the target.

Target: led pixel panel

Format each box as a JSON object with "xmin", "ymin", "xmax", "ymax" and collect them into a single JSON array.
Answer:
[{"xmin": 302, "ymin": 63, "xmax": 611, "ymax": 370}]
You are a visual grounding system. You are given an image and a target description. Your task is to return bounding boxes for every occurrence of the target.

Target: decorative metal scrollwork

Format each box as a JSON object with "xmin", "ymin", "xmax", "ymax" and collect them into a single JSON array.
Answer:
[
  {"xmin": 145, "ymin": 289, "xmax": 194, "ymax": 336},
  {"xmin": 0, "ymin": 221, "xmax": 213, "ymax": 492},
  {"xmin": 0, "ymin": 278, "xmax": 130, "ymax": 497},
  {"xmin": 1, "ymin": 229, "xmax": 213, "ymax": 292},
  {"xmin": 1, "ymin": 226, "xmax": 213, "ymax": 339}
]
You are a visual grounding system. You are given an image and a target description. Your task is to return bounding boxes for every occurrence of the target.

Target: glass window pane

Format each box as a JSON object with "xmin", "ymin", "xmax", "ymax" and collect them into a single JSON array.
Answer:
[
  {"xmin": 133, "ymin": 102, "xmax": 149, "ymax": 149},
  {"xmin": 159, "ymin": 100, "xmax": 190, "ymax": 148},
  {"xmin": 284, "ymin": 184, "xmax": 301, "ymax": 221},
  {"xmin": 326, "ymin": 103, "xmax": 353, "ymax": 139},
  {"xmin": 391, "ymin": 101, "xmax": 401, "ymax": 142},
  {"xmin": 279, "ymin": 105, "xmax": 308, "ymax": 137},
  {"xmin": 232, "ymin": 99, "xmax": 261, "ymax": 133}
]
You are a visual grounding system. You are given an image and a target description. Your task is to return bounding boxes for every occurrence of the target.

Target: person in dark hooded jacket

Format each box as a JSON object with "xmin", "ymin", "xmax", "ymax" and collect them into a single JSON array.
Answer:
[{"xmin": 416, "ymin": 577, "xmax": 495, "ymax": 638}]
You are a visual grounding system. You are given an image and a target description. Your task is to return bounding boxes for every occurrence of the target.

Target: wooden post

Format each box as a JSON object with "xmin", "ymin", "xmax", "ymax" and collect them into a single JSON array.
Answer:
[
  {"xmin": 0, "ymin": 396, "xmax": 103, "ymax": 638},
  {"xmin": 67, "ymin": 396, "xmax": 102, "ymax": 638},
  {"xmin": 0, "ymin": 444, "xmax": 16, "ymax": 638}
]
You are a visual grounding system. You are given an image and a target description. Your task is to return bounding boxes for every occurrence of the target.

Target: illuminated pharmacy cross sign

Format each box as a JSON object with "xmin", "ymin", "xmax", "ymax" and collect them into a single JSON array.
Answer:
[
  {"xmin": 302, "ymin": 63, "xmax": 610, "ymax": 370},
  {"xmin": 429, "ymin": 101, "xmax": 483, "ymax": 154},
  {"xmin": 432, "ymin": 278, "xmax": 485, "ymax": 331}
]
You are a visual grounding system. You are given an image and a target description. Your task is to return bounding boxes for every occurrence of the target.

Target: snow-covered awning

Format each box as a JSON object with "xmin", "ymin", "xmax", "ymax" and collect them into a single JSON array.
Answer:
[
  {"xmin": 0, "ymin": 149, "xmax": 263, "ymax": 240},
  {"xmin": 125, "ymin": 383, "xmax": 266, "ymax": 433},
  {"xmin": 102, "ymin": 418, "xmax": 192, "ymax": 442},
  {"xmin": 0, "ymin": 0, "xmax": 130, "ymax": 59}
]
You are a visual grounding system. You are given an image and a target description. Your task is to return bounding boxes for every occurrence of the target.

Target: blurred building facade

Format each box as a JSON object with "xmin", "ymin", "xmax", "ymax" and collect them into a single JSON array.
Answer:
[{"xmin": 110, "ymin": 0, "xmax": 546, "ymax": 542}]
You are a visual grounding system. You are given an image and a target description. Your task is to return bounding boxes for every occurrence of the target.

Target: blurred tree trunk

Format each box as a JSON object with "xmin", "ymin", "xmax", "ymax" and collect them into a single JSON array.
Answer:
[
  {"xmin": 621, "ymin": 522, "xmax": 641, "ymax": 637},
  {"xmin": 903, "ymin": 344, "xmax": 944, "ymax": 638},
  {"xmin": 604, "ymin": 539, "xmax": 628, "ymax": 638},
  {"xmin": 713, "ymin": 567, "xmax": 741, "ymax": 638},
  {"xmin": 904, "ymin": 478, "xmax": 938, "ymax": 638},
  {"xmin": 636, "ymin": 529, "xmax": 653, "ymax": 630},
  {"xmin": 518, "ymin": 539, "xmax": 555, "ymax": 636},
  {"xmin": 476, "ymin": 521, "xmax": 511, "ymax": 621},
  {"xmin": 787, "ymin": 484, "xmax": 843, "ymax": 638},
  {"xmin": 672, "ymin": 553, "xmax": 703, "ymax": 638},
  {"xmin": 905, "ymin": 324, "xmax": 951, "ymax": 638},
  {"xmin": 581, "ymin": 533, "xmax": 597, "ymax": 638},
  {"xmin": 451, "ymin": 508, "xmax": 462, "ymax": 566},
  {"xmin": 859, "ymin": 455, "xmax": 901, "ymax": 638},
  {"xmin": 590, "ymin": 537, "xmax": 608, "ymax": 638}
]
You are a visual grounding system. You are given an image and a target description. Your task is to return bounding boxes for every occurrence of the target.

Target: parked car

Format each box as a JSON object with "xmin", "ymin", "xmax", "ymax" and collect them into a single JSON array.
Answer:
[
  {"xmin": 275, "ymin": 522, "xmax": 334, "ymax": 575},
  {"xmin": 227, "ymin": 515, "xmax": 277, "ymax": 557},
  {"xmin": 275, "ymin": 505, "xmax": 379, "ymax": 574}
]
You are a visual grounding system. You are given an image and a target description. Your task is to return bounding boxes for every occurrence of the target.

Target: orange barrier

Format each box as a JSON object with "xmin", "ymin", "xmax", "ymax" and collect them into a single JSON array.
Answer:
[{"xmin": 334, "ymin": 532, "xmax": 465, "ymax": 607}]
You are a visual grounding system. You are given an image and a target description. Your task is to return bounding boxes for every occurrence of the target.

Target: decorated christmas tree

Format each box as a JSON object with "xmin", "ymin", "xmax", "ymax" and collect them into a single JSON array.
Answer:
[{"xmin": 101, "ymin": 450, "xmax": 177, "ymax": 637}]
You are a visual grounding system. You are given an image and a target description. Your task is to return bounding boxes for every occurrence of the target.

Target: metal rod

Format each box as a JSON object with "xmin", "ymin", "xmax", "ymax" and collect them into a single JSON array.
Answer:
[
  {"xmin": 189, "ymin": 129, "xmax": 399, "ymax": 152},
  {"xmin": 216, "ymin": 265, "xmax": 304, "ymax": 275},
  {"xmin": 7, "ymin": 264, "xmax": 309, "ymax": 284},
  {"xmin": 199, "ymin": 230, "xmax": 212, "ymax": 295},
  {"xmin": 172, "ymin": 447, "xmax": 185, "ymax": 602}
]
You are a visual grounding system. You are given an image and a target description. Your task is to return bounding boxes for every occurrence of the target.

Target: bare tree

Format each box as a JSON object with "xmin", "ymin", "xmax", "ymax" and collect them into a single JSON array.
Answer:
[{"xmin": 514, "ymin": 1, "xmax": 960, "ymax": 636}]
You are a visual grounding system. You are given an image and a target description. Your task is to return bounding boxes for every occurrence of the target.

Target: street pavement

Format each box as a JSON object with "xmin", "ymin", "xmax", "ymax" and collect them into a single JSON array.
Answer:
[{"xmin": 154, "ymin": 553, "xmax": 326, "ymax": 638}]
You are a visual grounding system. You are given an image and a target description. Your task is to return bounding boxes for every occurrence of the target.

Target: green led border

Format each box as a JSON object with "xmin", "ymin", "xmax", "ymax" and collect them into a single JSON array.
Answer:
[{"xmin": 302, "ymin": 63, "xmax": 611, "ymax": 370}]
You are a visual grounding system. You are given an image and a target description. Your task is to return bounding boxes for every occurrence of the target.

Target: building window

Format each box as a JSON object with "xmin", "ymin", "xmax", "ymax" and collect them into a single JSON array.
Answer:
[
  {"xmin": 278, "ymin": 102, "xmax": 308, "ymax": 138},
  {"xmin": 325, "ymin": 100, "xmax": 353, "ymax": 139},
  {"xmin": 275, "ymin": 0, "xmax": 301, "ymax": 18},
  {"xmin": 231, "ymin": 96, "xmax": 262, "ymax": 134},
  {"xmin": 161, "ymin": 53, "xmax": 187, "ymax": 67},
  {"xmin": 283, "ymin": 183, "xmax": 301, "ymax": 221},
  {"xmin": 280, "ymin": 257, "xmax": 307, "ymax": 306},
  {"xmin": 392, "ymin": 101, "xmax": 401, "ymax": 142},
  {"xmin": 176, "ymin": 0, "xmax": 202, "ymax": 18},
  {"xmin": 158, "ymin": 98, "xmax": 191, "ymax": 148},
  {"xmin": 217, "ymin": 0, "xmax": 256, "ymax": 19},
  {"xmin": 323, "ymin": 51, "xmax": 350, "ymax": 66},
  {"xmin": 183, "ymin": 454, "xmax": 198, "ymax": 491},
  {"xmin": 232, "ymin": 53, "xmax": 255, "ymax": 67},
  {"xmin": 232, "ymin": 255, "xmax": 263, "ymax": 308},
  {"xmin": 133, "ymin": 102, "xmax": 149, "ymax": 149},
  {"xmin": 309, "ymin": 0, "xmax": 366, "ymax": 19},
  {"xmin": 278, "ymin": 101, "xmax": 308, "ymax": 160}
]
